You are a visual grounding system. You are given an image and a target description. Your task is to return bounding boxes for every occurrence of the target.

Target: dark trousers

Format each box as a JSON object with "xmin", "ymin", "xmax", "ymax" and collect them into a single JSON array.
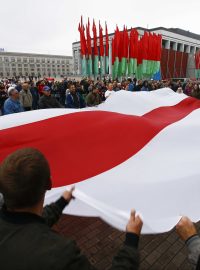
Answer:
[{"xmin": 24, "ymin": 107, "xmax": 31, "ymax": 111}]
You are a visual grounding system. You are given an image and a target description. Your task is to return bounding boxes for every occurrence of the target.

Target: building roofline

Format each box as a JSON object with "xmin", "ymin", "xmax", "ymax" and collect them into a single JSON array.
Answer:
[
  {"xmin": 0, "ymin": 51, "xmax": 73, "ymax": 58},
  {"xmin": 72, "ymin": 26, "xmax": 200, "ymax": 45}
]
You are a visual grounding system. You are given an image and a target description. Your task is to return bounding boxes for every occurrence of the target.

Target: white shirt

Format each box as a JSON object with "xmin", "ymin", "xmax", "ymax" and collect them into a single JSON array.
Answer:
[{"xmin": 105, "ymin": 90, "xmax": 115, "ymax": 99}]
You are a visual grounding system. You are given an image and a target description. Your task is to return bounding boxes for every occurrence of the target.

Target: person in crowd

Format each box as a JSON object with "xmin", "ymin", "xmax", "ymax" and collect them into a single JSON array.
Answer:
[
  {"xmin": 66, "ymin": 84, "xmax": 86, "ymax": 108},
  {"xmin": 86, "ymin": 86, "xmax": 102, "ymax": 107},
  {"xmin": 30, "ymin": 81, "xmax": 39, "ymax": 110},
  {"xmin": 113, "ymin": 82, "xmax": 122, "ymax": 91},
  {"xmin": 176, "ymin": 216, "xmax": 200, "ymax": 269},
  {"xmin": 3, "ymin": 87, "xmax": 24, "ymax": 115},
  {"xmin": 15, "ymin": 81, "xmax": 22, "ymax": 92},
  {"xmin": 105, "ymin": 83, "xmax": 115, "ymax": 99},
  {"xmin": 37, "ymin": 80, "xmax": 46, "ymax": 95},
  {"xmin": 38, "ymin": 86, "xmax": 63, "ymax": 109},
  {"xmin": 141, "ymin": 81, "xmax": 150, "ymax": 91},
  {"xmin": 184, "ymin": 82, "xmax": 194, "ymax": 96},
  {"xmin": 192, "ymin": 84, "xmax": 200, "ymax": 99},
  {"xmin": 19, "ymin": 82, "xmax": 33, "ymax": 111},
  {"xmin": 135, "ymin": 80, "xmax": 143, "ymax": 91},
  {"xmin": 58, "ymin": 80, "xmax": 67, "ymax": 106},
  {"xmin": 127, "ymin": 78, "xmax": 135, "ymax": 92},
  {"xmin": 0, "ymin": 148, "xmax": 143, "ymax": 270},
  {"xmin": 0, "ymin": 83, "xmax": 8, "ymax": 115},
  {"xmin": 176, "ymin": 87, "xmax": 184, "ymax": 94}
]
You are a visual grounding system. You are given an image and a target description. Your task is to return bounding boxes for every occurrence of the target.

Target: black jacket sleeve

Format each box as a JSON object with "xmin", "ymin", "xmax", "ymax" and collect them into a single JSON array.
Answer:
[
  {"xmin": 65, "ymin": 233, "xmax": 139, "ymax": 270},
  {"xmin": 42, "ymin": 197, "xmax": 68, "ymax": 227},
  {"xmin": 109, "ymin": 233, "xmax": 140, "ymax": 270}
]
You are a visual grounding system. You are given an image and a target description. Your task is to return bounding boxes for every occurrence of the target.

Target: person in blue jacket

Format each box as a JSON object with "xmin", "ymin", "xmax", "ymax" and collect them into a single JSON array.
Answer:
[
  {"xmin": 3, "ymin": 87, "xmax": 24, "ymax": 115},
  {"xmin": 66, "ymin": 84, "xmax": 86, "ymax": 108}
]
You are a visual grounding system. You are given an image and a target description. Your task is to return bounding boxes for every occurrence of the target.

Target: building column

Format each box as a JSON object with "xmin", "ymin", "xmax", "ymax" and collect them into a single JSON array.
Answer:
[
  {"xmin": 190, "ymin": 46, "xmax": 195, "ymax": 54},
  {"xmin": 185, "ymin": 45, "xmax": 190, "ymax": 53},
  {"xmin": 179, "ymin": 44, "xmax": 184, "ymax": 52},
  {"xmin": 165, "ymin": 40, "xmax": 170, "ymax": 50},
  {"xmin": 173, "ymin": 42, "xmax": 178, "ymax": 51}
]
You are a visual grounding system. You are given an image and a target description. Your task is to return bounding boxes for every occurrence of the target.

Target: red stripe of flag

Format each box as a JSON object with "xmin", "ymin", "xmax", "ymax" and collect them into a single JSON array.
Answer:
[{"xmin": 1, "ymin": 97, "xmax": 200, "ymax": 188}]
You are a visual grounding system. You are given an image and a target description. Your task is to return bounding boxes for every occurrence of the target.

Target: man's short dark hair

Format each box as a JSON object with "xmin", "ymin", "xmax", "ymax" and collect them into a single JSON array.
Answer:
[{"xmin": 0, "ymin": 148, "xmax": 51, "ymax": 209}]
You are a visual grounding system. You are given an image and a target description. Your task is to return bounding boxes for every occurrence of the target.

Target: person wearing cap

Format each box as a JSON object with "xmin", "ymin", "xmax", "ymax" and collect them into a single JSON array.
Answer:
[
  {"xmin": 3, "ymin": 87, "xmax": 24, "ymax": 115},
  {"xmin": 0, "ymin": 148, "xmax": 143, "ymax": 270},
  {"xmin": 38, "ymin": 86, "xmax": 63, "ymax": 109},
  {"xmin": 19, "ymin": 83, "xmax": 33, "ymax": 111},
  {"xmin": 86, "ymin": 86, "xmax": 102, "ymax": 107}
]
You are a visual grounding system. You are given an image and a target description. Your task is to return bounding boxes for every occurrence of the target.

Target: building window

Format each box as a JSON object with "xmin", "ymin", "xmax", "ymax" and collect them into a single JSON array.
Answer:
[
  {"xmin": 29, "ymin": 58, "xmax": 34, "ymax": 63},
  {"xmin": 177, "ymin": 43, "xmax": 182, "ymax": 51},
  {"xmin": 17, "ymin": 58, "xmax": 21, "ymax": 62},
  {"xmin": 23, "ymin": 58, "xmax": 27, "ymax": 63},
  {"xmin": 4, "ymin": 57, "xmax": 9, "ymax": 62},
  {"xmin": 36, "ymin": 59, "xmax": 40, "ymax": 63},
  {"xmin": 11, "ymin": 57, "xmax": 15, "ymax": 62}
]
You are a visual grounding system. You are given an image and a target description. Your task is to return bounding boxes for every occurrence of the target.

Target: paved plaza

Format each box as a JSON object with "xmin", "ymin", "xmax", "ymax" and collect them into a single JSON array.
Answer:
[{"xmin": 54, "ymin": 214, "xmax": 200, "ymax": 269}]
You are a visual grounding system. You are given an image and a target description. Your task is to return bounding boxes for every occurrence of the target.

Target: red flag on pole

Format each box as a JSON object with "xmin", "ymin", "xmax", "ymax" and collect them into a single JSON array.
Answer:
[{"xmin": 92, "ymin": 19, "xmax": 99, "ymax": 75}]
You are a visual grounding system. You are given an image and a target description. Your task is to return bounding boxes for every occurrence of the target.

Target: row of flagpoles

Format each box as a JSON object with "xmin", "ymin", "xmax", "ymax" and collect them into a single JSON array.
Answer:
[
  {"xmin": 78, "ymin": 17, "xmax": 109, "ymax": 77},
  {"xmin": 78, "ymin": 17, "xmax": 162, "ymax": 79},
  {"xmin": 195, "ymin": 51, "xmax": 200, "ymax": 79},
  {"xmin": 112, "ymin": 27, "xmax": 162, "ymax": 79}
]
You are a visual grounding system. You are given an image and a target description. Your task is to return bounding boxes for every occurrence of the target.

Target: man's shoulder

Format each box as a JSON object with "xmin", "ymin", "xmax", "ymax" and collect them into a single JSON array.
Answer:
[
  {"xmin": 4, "ymin": 98, "xmax": 12, "ymax": 105},
  {"xmin": 0, "ymin": 218, "xmax": 83, "ymax": 269}
]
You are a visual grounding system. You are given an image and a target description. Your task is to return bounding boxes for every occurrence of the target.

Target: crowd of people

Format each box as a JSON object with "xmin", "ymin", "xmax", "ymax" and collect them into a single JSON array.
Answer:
[
  {"xmin": 1, "ymin": 76, "xmax": 200, "ymax": 115},
  {"xmin": 1, "ymin": 76, "xmax": 200, "ymax": 269}
]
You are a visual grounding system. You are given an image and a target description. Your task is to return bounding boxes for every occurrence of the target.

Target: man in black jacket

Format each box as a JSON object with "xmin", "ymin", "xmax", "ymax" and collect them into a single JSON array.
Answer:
[
  {"xmin": 0, "ymin": 148, "xmax": 143, "ymax": 270},
  {"xmin": 38, "ymin": 86, "xmax": 63, "ymax": 109}
]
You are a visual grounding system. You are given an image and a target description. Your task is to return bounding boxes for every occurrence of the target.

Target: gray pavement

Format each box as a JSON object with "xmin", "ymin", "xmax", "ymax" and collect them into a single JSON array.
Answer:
[{"xmin": 55, "ymin": 214, "xmax": 199, "ymax": 269}]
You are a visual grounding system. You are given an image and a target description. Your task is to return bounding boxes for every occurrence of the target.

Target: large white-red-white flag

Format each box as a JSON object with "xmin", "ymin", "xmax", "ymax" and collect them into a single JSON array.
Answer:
[{"xmin": 1, "ymin": 88, "xmax": 200, "ymax": 234}]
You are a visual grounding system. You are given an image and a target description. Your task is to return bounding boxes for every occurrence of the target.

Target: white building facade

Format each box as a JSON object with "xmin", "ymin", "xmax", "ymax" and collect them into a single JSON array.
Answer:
[{"xmin": 0, "ymin": 51, "xmax": 73, "ymax": 78}]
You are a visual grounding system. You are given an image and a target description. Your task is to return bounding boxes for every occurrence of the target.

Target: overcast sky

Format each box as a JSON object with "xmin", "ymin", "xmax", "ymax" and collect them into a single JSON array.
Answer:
[{"xmin": 0, "ymin": 0, "xmax": 199, "ymax": 56}]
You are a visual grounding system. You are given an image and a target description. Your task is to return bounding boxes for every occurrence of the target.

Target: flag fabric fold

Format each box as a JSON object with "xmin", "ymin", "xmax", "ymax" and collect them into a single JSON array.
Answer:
[
  {"xmin": 99, "ymin": 21, "xmax": 105, "ymax": 76},
  {"xmin": 86, "ymin": 18, "xmax": 92, "ymax": 77},
  {"xmin": 92, "ymin": 20, "xmax": 99, "ymax": 76},
  {"xmin": 2, "ymin": 89, "xmax": 199, "ymax": 234},
  {"xmin": 78, "ymin": 16, "xmax": 87, "ymax": 76},
  {"xmin": 105, "ymin": 22, "xmax": 109, "ymax": 74}
]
